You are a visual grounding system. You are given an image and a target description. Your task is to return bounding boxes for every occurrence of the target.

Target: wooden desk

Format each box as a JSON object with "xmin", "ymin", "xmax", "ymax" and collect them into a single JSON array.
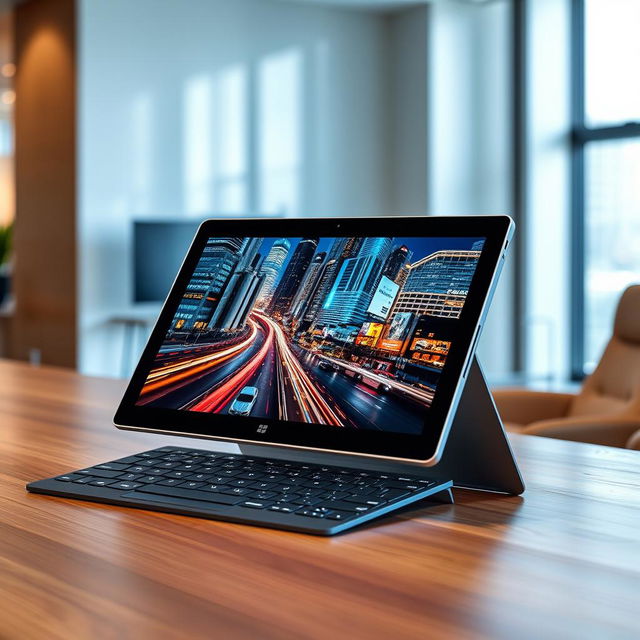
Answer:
[{"xmin": 1, "ymin": 361, "xmax": 638, "ymax": 639}]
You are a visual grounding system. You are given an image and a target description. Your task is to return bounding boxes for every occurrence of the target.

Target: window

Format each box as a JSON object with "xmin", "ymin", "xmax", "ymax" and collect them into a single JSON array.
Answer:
[{"xmin": 571, "ymin": 0, "xmax": 640, "ymax": 376}]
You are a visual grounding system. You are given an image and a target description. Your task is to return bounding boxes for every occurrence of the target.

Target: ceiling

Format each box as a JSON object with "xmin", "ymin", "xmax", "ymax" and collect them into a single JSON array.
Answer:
[
  {"xmin": 279, "ymin": 0, "xmax": 430, "ymax": 9},
  {"xmin": 279, "ymin": 0, "xmax": 490, "ymax": 9}
]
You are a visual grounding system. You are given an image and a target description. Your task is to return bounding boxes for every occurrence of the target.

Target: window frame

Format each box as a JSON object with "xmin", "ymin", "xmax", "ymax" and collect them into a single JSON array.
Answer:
[{"xmin": 570, "ymin": 0, "xmax": 640, "ymax": 378}]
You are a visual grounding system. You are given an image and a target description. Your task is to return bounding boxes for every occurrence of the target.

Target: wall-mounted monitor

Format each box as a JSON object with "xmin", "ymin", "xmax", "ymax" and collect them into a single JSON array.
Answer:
[{"xmin": 133, "ymin": 220, "xmax": 202, "ymax": 303}]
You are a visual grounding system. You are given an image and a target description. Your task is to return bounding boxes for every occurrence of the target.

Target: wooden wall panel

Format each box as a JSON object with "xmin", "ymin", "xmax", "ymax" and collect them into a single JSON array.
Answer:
[{"xmin": 12, "ymin": 0, "xmax": 76, "ymax": 367}]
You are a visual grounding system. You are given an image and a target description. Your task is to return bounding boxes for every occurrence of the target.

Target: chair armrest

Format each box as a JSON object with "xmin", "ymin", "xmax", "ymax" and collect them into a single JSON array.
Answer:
[
  {"xmin": 491, "ymin": 389, "xmax": 575, "ymax": 426},
  {"xmin": 523, "ymin": 416, "xmax": 640, "ymax": 448},
  {"xmin": 626, "ymin": 429, "xmax": 640, "ymax": 450}
]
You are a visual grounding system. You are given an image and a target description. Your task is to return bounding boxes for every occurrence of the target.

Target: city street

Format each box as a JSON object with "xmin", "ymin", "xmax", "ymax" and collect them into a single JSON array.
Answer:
[{"xmin": 138, "ymin": 313, "xmax": 431, "ymax": 433}]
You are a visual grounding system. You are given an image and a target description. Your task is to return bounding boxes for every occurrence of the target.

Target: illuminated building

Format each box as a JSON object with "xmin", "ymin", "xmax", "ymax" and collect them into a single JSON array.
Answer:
[
  {"xmin": 256, "ymin": 238, "xmax": 291, "ymax": 308},
  {"xmin": 209, "ymin": 251, "xmax": 265, "ymax": 330},
  {"xmin": 395, "ymin": 264, "xmax": 410, "ymax": 290},
  {"xmin": 382, "ymin": 245, "xmax": 412, "ymax": 283},
  {"xmin": 269, "ymin": 237, "xmax": 319, "ymax": 316},
  {"xmin": 392, "ymin": 249, "xmax": 481, "ymax": 319},
  {"xmin": 290, "ymin": 252, "xmax": 326, "ymax": 321},
  {"xmin": 301, "ymin": 237, "xmax": 357, "ymax": 327},
  {"xmin": 316, "ymin": 237, "xmax": 393, "ymax": 328},
  {"xmin": 172, "ymin": 237, "xmax": 245, "ymax": 331}
]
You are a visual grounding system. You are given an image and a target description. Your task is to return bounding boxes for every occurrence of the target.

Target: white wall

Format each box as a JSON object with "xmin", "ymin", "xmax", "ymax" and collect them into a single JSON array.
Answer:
[
  {"xmin": 427, "ymin": 0, "xmax": 514, "ymax": 376},
  {"xmin": 78, "ymin": 0, "xmax": 515, "ymax": 379},
  {"xmin": 78, "ymin": 0, "xmax": 396, "ymax": 376},
  {"xmin": 387, "ymin": 6, "xmax": 429, "ymax": 214}
]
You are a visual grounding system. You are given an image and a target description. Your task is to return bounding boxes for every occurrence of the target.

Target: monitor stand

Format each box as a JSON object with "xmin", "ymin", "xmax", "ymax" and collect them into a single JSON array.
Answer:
[{"xmin": 239, "ymin": 357, "xmax": 525, "ymax": 497}]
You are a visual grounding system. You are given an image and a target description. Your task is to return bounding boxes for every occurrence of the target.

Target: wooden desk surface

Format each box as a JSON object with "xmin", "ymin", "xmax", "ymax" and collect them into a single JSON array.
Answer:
[{"xmin": 1, "ymin": 360, "xmax": 638, "ymax": 640}]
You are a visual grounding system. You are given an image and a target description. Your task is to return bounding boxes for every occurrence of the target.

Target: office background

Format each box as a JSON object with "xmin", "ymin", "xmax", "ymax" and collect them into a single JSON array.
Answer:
[{"xmin": 0, "ymin": 0, "xmax": 637, "ymax": 388}]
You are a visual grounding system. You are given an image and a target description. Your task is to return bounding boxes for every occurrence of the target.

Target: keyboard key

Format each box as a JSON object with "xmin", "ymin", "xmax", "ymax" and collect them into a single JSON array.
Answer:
[
  {"xmin": 318, "ymin": 491, "xmax": 349, "ymax": 501},
  {"xmin": 73, "ymin": 476, "xmax": 97, "ymax": 484},
  {"xmin": 344, "ymin": 495, "xmax": 385, "ymax": 505},
  {"xmin": 297, "ymin": 487, "xmax": 324, "ymax": 497},
  {"xmin": 187, "ymin": 473, "xmax": 212, "ymax": 482},
  {"xmin": 136, "ymin": 485, "xmax": 243, "ymax": 505},
  {"xmin": 240, "ymin": 500, "xmax": 273, "ymax": 509},
  {"xmin": 54, "ymin": 474, "xmax": 84, "ymax": 482},
  {"xmin": 325, "ymin": 511, "xmax": 353, "ymax": 521},
  {"xmin": 229, "ymin": 479, "xmax": 253, "ymax": 487},
  {"xmin": 218, "ymin": 470, "xmax": 241, "ymax": 478},
  {"xmin": 378, "ymin": 489, "xmax": 411, "ymax": 502},
  {"xmin": 317, "ymin": 500, "xmax": 372, "ymax": 513},
  {"xmin": 157, "ymin": 478, "xmax": 183, "ymax": 487},
  {"xmin": 119, "ymin": 473, "xmax": 143, "ymax": 482},
  {"xmin": 346, "ymin": 486, "xmax": 376, "ymax": 496},
  {"xmin": 112, "ymin": 455, "xmax": 143, "ymax": 464},
  {"xmin": 251, "ymin": 491, "xmax": 278, "ymax": 500},
  {"xmin": 109, "ymin": 481, "xmax": 142, "ymax": 490},
  {"xmin": 241, "ymin": 471, "xmax": 264, "ymax": 480},
  {"xmin": 138, "ymin": 476, "xmax": 163, "ymax": 484},
  {"xmin": 165, "ymin": 471, "xmax": 191, "ymax": 479},
  {"xmin": 88, "ymin": 479, "xmax": 110, "ymax": 487},
  {"xmin": 295, "ymin": 508, "xmax": 327, "ymax": 518},
  {"xmin": 291, "ymin": 496, "xmax": 321, "ymax": 506},
  {"xmin": 77, "ymin": 468, "xmax": 122, "ymax": 479},
  {"xmin": 95, "ymin": 462, "xmax": 129, "ymax": 471},
  {"xmin": 381, "ymin": 481, "xmax": 420, "ymax": 491},
  {"xmin": 219, "ymin": 487, "xmax": 251, "ymax": 496},
  {"xmin": 250, "ymin": 481, "xmax": 272, "ymax": 490},
  {"xmin": 197, "ymin": 484, "xmax": 230, "ymax": 493},
  {"xmin": 269, "ymin": 503, "xmax": 299, "ymax": 513},
  {"xmin": 178, "ymin": 481, "xmax": 206, "ymax": 490}
]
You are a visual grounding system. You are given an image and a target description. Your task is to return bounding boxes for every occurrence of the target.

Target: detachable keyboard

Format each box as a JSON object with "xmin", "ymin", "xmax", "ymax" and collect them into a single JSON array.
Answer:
[{"xmin": 27, "ymin": 446, "xmax": 453, "ymax": 535}]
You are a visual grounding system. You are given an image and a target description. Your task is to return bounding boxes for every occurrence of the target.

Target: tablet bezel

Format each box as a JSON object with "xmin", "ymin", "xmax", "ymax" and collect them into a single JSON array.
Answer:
[{"xmin": 114, "ymin": 215, "xmax": 513, "ymax": 464}]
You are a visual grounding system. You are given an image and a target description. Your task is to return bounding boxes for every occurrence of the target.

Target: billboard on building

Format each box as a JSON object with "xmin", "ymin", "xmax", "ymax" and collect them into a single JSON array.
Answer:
[
  {"xmin": 355, "ymin": 322, "xmax": 384, "ymax": 347},
  {"xmin": 378, "ymin": 312, "xmax": 415, "ymax": 353},
  {"xmin": 366, "ymin": 276, "xmax": 399, "ymax": 320},
  {"xmin": 405, "ymin": 317, "xmax": 453, "ymax": 368}
]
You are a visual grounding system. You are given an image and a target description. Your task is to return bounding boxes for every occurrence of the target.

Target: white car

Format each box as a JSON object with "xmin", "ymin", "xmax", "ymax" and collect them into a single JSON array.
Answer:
[{"xmin": 229, "ymin": 386, "xmax": 259, "ymax": 416}]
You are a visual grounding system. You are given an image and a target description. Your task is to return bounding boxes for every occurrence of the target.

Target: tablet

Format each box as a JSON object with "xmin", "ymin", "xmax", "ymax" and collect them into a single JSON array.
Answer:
[{"xmin": 115, "ymin": 215, "xmax": 513, "ymax": 464}]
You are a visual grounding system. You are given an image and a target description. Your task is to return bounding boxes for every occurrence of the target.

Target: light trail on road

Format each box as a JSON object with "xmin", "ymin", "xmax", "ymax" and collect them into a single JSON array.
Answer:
[
  {"xmin": 322, "ymin": 356, "xmax": 435, "ymax": 406},
  {"xmin": 138, "ymin": 320, "xmax": 259, "ymax": 399},
  {"xmin": 258, "ymin": 314, "xmax": 344, "ymax": 427},
  {"xmin": 187, "ymin": 316, "xmax": 274, "ymax": 413}
]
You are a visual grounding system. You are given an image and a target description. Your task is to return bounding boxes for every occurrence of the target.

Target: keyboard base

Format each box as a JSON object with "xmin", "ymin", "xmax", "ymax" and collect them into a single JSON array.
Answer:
[{"xmin": 26, "ymin": 447, "xmax": 454, "ymax": 536}]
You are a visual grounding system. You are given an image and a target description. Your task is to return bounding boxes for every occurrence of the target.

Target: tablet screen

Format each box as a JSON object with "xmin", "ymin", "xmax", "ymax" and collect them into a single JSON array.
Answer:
[{"xmin": 134, "ymin": 235, "xmax": 485, "ymax": 436}]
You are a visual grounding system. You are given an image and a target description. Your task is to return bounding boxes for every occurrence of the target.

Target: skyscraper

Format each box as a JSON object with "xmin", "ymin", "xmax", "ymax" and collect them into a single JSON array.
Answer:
[
  {"xmin": 300, "ymin": 237, "xmax": 355, "ymax": 328},
  {"xmin": 269, "ymin": 238, "xmax": 319, "ymax": 316},
  {"xmin": 382, "ymin": 245, "xmax": 412, "ymax": 283},
  {"xmin": 256, "ymin": 238, "xmax": 291, "ymax": 308},
  {"xmin": 209, "ymin": 252, "xmax": 265, "ymax": 330},
  {"xmin": 392, "ymin": 249, "xmax": 482, "ymax": 319},
  {"xmin": 315, "ymin": 237, "xmax": 393, "ymax": 329},
  {"xmin": 172, "ymin": 237, "xmax": 245, "ymax": 331},
  {"xmin": 290, "ymin": 252, "xmax": 327, "ymax": 321}
]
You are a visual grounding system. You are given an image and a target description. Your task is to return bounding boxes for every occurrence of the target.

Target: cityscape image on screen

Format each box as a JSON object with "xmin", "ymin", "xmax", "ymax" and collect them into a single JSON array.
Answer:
[{"xmin": 136, "ymin": 235, "xmax": 485, "ymax": 434}]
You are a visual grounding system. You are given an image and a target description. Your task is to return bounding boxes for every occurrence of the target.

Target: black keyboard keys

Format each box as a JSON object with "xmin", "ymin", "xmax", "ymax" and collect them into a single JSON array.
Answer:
[{"xmin": 39, "ymin": 446, "xmax": 449, "ymax": 535}]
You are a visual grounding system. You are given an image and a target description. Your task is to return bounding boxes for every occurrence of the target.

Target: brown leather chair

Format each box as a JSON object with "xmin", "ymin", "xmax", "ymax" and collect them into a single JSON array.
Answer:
[{"xmin": 493, "ymin": 285, "xmax": 640, "ymax": 449}]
